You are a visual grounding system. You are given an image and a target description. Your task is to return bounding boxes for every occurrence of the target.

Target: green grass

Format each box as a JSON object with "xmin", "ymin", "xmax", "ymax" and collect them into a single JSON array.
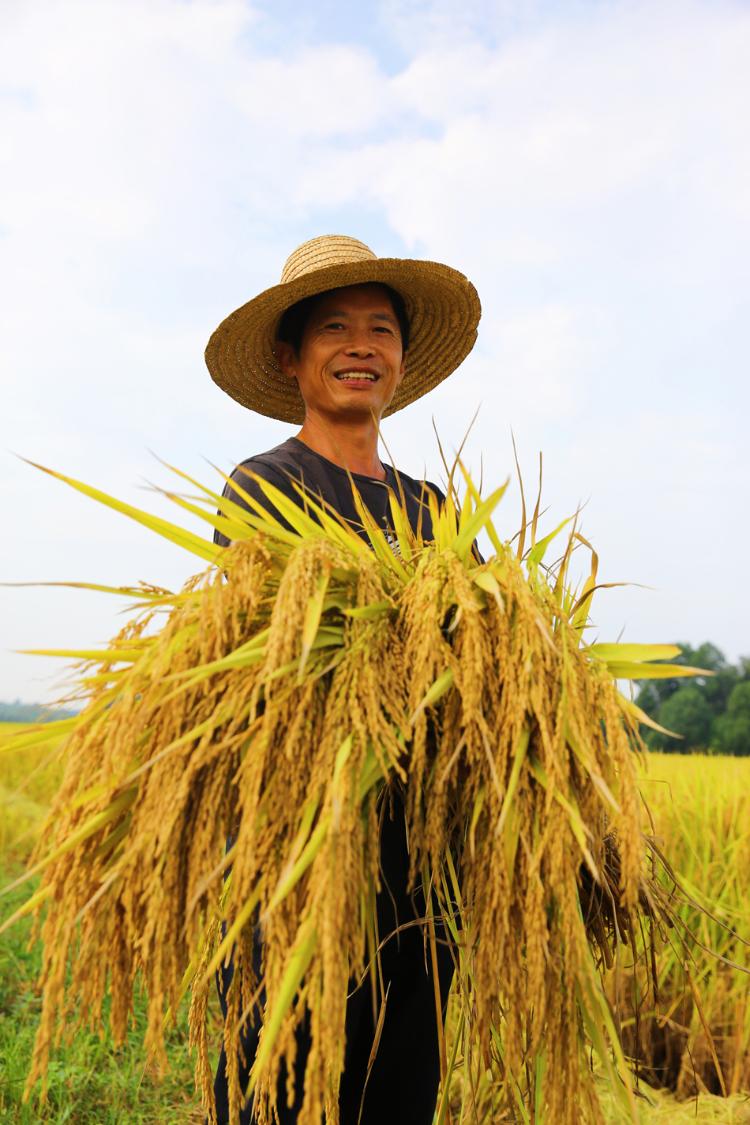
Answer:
[
  {"xmin": 0, "ymin": 722, "xmax": 205, "ymax": 1122},
  {"xmin": 0, "ymin": 860, "xmax": 204, "ymax": 1124}
]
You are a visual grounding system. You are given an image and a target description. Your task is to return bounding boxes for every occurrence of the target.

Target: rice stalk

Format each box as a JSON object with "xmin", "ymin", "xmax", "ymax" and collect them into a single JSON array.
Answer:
[{"xmin": 0, "ymin": 457, "xmax": 705, "ymax": 1124}]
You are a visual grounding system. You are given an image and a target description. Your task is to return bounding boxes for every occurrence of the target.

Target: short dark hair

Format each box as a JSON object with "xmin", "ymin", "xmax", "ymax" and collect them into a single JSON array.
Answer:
[{"xmin": 276, "ymin": 283, "xmax": 410, "ymax": 356}]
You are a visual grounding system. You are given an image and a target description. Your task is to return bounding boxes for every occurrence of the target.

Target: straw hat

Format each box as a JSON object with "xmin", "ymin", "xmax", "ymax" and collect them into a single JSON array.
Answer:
[{"xmin": 205, "ymin": 234, "xmax": 481, "ymax": 423}]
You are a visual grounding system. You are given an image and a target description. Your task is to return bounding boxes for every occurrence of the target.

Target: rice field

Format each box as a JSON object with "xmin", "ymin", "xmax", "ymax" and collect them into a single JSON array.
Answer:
[
  {"xmin": 618, "ymin": 753, "xmax": 750, "ymax": 1099},
  {"xmin": 1, "ymin": 722, "xmax": 748, "ymax": 1123}
]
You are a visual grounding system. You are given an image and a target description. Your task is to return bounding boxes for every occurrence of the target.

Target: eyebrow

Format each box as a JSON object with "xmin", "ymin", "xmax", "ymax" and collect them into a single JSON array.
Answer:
[{"xmin": 319, "ymin": 309, "xmax": 397, "ymax": 322}]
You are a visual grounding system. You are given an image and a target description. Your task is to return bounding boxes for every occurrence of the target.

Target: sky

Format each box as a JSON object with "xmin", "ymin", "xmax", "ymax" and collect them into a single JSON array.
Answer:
[{"xmin": 1, "ymin": 0, "xmax": 749, "ymax": 703}]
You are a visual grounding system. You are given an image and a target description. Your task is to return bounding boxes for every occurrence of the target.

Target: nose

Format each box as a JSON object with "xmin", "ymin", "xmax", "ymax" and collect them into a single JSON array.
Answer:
[
  {"xmin": 344, "ymin": 340, "xmax": 375, "ymax": 357},
  {"xmin": 343, "ymin": 326, "xmax": 375, "ymax": 356}
]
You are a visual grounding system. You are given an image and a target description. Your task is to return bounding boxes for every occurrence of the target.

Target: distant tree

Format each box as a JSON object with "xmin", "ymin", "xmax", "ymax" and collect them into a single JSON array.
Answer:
[
  {"xmin": 648, "ymin": 686, "xmax": 714, "ymax": 752},
  {"xmin": 0, "ymin": 700, "xmax": 76, "ymax": 722},
  {"xmin": 712, "ymin": 682, "xmax": 750, "ymax": 756}
]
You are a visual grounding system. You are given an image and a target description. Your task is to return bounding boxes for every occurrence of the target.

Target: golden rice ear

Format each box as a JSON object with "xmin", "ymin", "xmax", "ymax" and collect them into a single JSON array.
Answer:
[{"xmin": 4, "ymin": 453, "xmax": 707, "ymax": 1125}]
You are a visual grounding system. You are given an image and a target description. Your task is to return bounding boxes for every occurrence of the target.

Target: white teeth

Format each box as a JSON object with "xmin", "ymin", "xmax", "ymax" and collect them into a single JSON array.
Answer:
[{"xmin": 334, "ymin": 371, "xmax": 377, "ymax": 381}]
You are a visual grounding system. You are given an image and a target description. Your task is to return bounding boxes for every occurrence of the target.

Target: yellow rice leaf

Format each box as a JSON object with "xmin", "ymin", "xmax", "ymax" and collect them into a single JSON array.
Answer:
[
  {"xmin": 20, "ymin": 459, "xmax": 220, "ymax": 563},
  {"xmin": 438, "ymin": 486, "xmax": 459, "ymax": 546},
  {"xmin": 18, "ymin": 647, "xmax": 144, "ymax": 663},
  {"xmin": 121, "ymin": 708, "xmax": 236, "ymax": 786},
  {"xmin": 153, "ymin": 457, "xmax": 293, "ymax": 545},
  {"xmin": 468, "ymin": 785, "xmax": 486, "ymax": 860},
  {"xmin": 687, "ymin": 969, "xmax": 729, "ymax": 1097},
  {"xmin": 341, "ymin": 601, "xmax": 392, "ymax": 619},
  {"xmin": 265, "ymin": 818, "xmax": 329, "ymax": 917},
  {"xmin": 565, "ymin": 722, "xmax": 622, "ymax": 813},
  {"xmin": 473, "ymin": 569, "xmax": 505, "ymax": 613},
  {"xmin": 571, "ymin": 576, "xmax": 594, "ymax": 632},
  {"xmin": 588, "ymin": 643, "xmax": 682, "ymax": 663},
  {"xmin": 618, "ymin": 694, "xmax": 682, "ymax": 739},
  {"xmin": 434, "ymin": 1007, "xmax": 464, "ymax": 1125},
  {"xmin": 425, "ymin": 488, "xmax": 447, "ymax": 551},
  {"xmin": 502, "ymin": 795, "xmax": 523, "ymax": 873},
  {"xmin": 387, "ymin": 489, "xmax": 418, "ymax": 558},
  {"xmin": 511, "ymin": 432, "xmax": 528, "ymax": 562},
  {"xmin": 299, "ymin": 569, "xmax": 331, "ymax": 681},
  {"xmin": 247, "ymin": 918, "xmax": 318, "ymax": 1092},
  {"xmin": 272, "ymin": 795, "xmax": 320, "ymax": 880},
  {"xmin": 357, "ymin": 745, "xmax": 389, "ymax": 798},
  {"xmin": 349, "ymin": 485, "xmax": 410, "ymax": 580},
  {"xmin": 577, "ymin": 968, "xmax": 638, "ymax": 1123},
  {"xmin": 605, "ymin": 661, "xmax": 710, "ymax": 680},
  {"xmin": 453, "ymin": 483, "xmax": 509, "ymax": 560},
  {"xmin": 409, "ymin": 668, "xmax": 455, "ymax": 721},
  {"xmin": 282, "ymin": 477, "xmax": 373, "ymax": 555},
  {"xmin": 214, "ymin": 471, "xmax": 304, "ymax": 548},
  {"xmin": 0, "ymin": 883, "xmax": 52, "ymax": 936},
  {"xmin": 569, "ymin": 532, "xmax": 599, "ymax": 632},
  {"xmin": 0, "ymin": 580, "xmax": 171, "ymax": 600},
  {"xmin": 495, "ymin": 726, "xmax": 530, "ymax": 836},
  {"xmin": 332, "ymin": 734, "xmax": 354, "ymax": 787},
  {"xmin": 201, "ymin": 887, "xmax": 262, "ymax": 986},
  {"xmin": 533, "ymin": 1050, "xmax": 546, "ymax": 1123},
  {"xmin": 456, "ymin": 462, "xmax": 505, "ymax": 556},
  {"xmin": 527, "ymin": 515, "xmax": 575, "ymax": 566},
  {"xmin": 570, "ymin": 581, "xmax": 631, "ymax": 630},
  {"xmin": 233, "ymin": 473, "xmax": 326, "ymax": 541},
  {"xmin": 0, "ymin": 717, "xmax": 77, "ymax": 754},
  {"xmin": 67, "ymin": 783, "xmax": 110, "ymax": 810},
  {"xmin": 528, "ymin": 757, "xmax": 599, "ymax": 879},
  {"xmin": 154, "ymin": 489, "xmax": 262, "ymax": 545},
  {"xmin": 0, "ymin": 787, "xmax": 137, "ymax": 896},
  {"xmin": 163, "ymin": 630, "xmax": 270, "ymax": 683}
]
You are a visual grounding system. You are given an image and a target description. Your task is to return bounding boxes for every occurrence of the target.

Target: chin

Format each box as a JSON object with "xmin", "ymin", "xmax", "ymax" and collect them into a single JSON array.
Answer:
[{"xmin": 330, "ymin": 400, "xmax": 387, "ymax": 421}]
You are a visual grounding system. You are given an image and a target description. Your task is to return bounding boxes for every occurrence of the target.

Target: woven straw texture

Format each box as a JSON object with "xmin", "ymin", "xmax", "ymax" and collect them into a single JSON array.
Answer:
[{"xmin": 204, "ymin": 235, "xmax": 481, "ymax": 423}]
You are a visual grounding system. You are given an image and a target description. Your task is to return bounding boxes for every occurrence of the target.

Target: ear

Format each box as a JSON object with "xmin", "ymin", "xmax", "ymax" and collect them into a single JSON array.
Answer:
[
  {"xmin": 275, "ymin": 341, "xmax": 298, "ymax": 380},
  {"xmin": 395, "ymin": 351, "xmax": 407, "ymax": 388}
]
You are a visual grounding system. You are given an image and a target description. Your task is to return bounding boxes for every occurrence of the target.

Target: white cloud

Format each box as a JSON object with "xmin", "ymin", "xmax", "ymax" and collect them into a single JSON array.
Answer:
[
  {"xmin": 1, "ymin": 0, "xmax": 749, "ymax": 701},
  {"xmin": 232, "ymin": 45, "xmax": 389, "ymax": 136}
]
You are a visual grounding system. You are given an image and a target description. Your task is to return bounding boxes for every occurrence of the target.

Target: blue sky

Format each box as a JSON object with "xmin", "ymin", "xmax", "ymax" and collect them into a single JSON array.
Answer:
[{"xmin": 1, "ymin": 0, "xmax": 749, "ymax": 702}]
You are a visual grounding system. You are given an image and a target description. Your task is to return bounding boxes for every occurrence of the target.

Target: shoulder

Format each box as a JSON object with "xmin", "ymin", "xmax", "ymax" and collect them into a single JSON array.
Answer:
[
  {"xmin": 222, "ymin": 439, "xmax": 303, "ymax": 497},
  {"xmin": 215, "ymin": 440, "xmax": 304, "ymax": 546},
  {"xmin": 423, "ymin": 478, "xmax": 447, "ymax": 504},
  {"xmin": 386, "ymin": 465, "xmax": 446, "ymax": 505}
]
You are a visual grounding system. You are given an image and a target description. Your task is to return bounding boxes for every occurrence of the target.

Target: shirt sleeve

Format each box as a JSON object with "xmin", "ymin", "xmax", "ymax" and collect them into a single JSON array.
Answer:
[{"xmin": 213, "ymin": 460, "xmax": 295, "ymax": 548}]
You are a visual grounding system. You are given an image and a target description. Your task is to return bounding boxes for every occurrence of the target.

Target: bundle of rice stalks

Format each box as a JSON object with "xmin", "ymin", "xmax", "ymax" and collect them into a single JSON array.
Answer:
[{"xmin": 0, "ymin": 458, "xmax": 705, "ymax": 1125}]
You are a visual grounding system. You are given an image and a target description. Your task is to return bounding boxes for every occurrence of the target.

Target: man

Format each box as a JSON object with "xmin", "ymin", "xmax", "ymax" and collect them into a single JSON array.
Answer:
[{"xmin": 205, "ymin": 234, "xmax": 481, "ymax": 1124}]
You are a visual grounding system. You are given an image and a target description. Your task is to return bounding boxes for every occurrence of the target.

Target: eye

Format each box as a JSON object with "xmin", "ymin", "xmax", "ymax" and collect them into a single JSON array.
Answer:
[
  {"xmin": 374, "ymin": 324, "xmax": 395, "ymax": 335},
  {"xmin": 323, "ymin": 320, "xmax": 345, "ymax": 330}
]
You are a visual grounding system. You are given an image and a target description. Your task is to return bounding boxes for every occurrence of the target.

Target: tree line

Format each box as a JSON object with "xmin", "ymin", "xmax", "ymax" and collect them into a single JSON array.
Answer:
[
  {"xmin": 0, "ymin": 700, "xmax": 77, "ymax": 723},
  {"xmin": 635, "ymin": 643, "xmax": 750, "ymax": 755}
]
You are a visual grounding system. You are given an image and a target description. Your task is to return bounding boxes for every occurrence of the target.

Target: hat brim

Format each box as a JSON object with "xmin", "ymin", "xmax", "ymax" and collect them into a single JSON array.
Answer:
[{"xmin": 205, "ymin": 258, "xmax": 481, "ymax": 423}]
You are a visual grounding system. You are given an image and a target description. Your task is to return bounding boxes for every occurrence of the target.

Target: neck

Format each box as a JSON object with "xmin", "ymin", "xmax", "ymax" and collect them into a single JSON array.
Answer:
[{"xmin": 295, "ymin": 413, "xmax": 386, "ymax": 480}]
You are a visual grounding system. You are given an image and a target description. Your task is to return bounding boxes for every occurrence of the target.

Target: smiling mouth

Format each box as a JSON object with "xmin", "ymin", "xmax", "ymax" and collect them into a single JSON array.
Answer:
[{"xmin": 333, "ymin": 370, "xmax": 380, "ymax": 383}]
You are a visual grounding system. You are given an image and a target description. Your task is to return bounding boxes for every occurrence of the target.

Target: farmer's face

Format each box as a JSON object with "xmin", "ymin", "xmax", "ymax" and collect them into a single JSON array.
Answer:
[{"xmin": 276, "ymin": 284, "xmax": 406, "ymax": 423}]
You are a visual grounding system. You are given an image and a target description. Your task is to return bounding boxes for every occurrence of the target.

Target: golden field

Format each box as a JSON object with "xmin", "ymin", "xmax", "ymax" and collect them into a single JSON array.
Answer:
[{"xmin": 1, "ymin": 723, "xmax": 748, "ymax": 1123}]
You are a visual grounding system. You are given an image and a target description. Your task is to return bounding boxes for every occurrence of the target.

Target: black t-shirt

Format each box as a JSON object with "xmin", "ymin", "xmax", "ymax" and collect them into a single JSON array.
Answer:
[{"xmin": 213, "ymin": 436, "xmax": 446, "ymax": 549}]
